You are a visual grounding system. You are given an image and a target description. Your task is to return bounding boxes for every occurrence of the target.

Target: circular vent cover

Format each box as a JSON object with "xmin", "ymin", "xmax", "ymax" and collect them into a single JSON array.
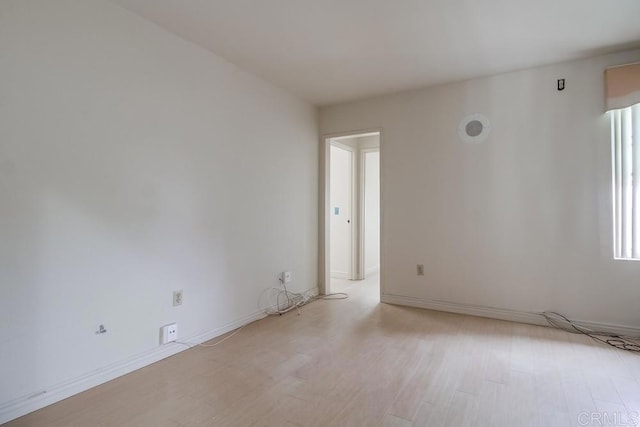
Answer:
[{"xmin": 458, "ymin": 114, "xmax": 491, "ymax": 143}]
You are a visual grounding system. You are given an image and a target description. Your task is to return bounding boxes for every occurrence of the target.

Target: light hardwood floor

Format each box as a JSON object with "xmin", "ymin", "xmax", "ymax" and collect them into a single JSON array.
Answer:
[{"xmin": 6, "ymin": 275, "xmax": 640, "ymax": 426}]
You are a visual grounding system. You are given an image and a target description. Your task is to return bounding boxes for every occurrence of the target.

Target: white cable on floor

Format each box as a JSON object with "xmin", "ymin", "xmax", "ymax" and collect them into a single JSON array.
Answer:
[
  {"xmin": 542, "ymin": 311, "xmax": 640, "ymax": 353},
  {"xmin": 176, "ymin": 325, "xmax": 245, "ymax": 348},
  {"xmin": 175, "ymin": 284, "xmax": 350, "ymax": 350},
  {"xmin": 264, "ymin": 278, "xmax": 348, "ymax": 316}
]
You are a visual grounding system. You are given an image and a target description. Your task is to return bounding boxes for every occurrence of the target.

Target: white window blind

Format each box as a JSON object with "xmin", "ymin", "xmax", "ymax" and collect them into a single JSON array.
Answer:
[{"xmin": 611, "ymin": 103, "xmax": 640, "ymax": 260}]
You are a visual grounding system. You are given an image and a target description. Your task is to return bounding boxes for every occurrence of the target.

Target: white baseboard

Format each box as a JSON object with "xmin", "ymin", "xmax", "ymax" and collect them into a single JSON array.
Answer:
[
  {"xmin": 380, "ymin": 294, "xmax": 640, "ymax": 337},
  {"xmin": 303, "ymin": 286, "xmax": 320, "ymax": 299},
  {"xmin": 0, "ymin": 310, "xmax": 267, "ymax": 425}
]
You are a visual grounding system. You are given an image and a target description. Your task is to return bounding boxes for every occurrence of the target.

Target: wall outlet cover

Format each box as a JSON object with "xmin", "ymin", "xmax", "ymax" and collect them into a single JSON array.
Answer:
[
  {"xmin": 173, "ymin": 290, "xmax": 183, "ymax": 307},
  {"xmin": 281, "ymin": 271, "xmax": 292, "ymax": 283},
  {"xmin": 160, "ymin": 323, "xmax": 178, "ymax": 344}
]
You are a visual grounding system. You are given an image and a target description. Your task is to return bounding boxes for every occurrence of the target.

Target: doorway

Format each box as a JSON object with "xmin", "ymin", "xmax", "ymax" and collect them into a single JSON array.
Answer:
[{"xmin": 323, "ymin": 131, "xmax": 381, "ymax": 299}]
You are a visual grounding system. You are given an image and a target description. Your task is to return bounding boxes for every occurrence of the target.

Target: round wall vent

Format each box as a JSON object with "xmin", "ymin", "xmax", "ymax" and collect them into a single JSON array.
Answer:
[{"xmin": 458, "ymin": 114, "xmax": 491, "ymax": 143}]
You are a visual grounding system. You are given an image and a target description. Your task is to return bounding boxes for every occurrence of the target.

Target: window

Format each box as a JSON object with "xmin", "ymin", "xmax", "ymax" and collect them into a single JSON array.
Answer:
[
  {"xmin": 611, "ymin": 104, "xmax": 640, "ymax": 260},
  {"xmin": 606, "ymin": 62, "xmax": 640, "ymax": 260}
]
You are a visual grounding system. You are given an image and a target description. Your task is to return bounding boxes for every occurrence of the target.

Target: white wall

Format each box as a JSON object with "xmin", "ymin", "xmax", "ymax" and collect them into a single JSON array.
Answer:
[
  {"xmin": 0, "ymin": 0, "xmax": 317, "ymax": 419},
  {"xmin": 330, "ymin": 145, "xmax": 352, "ymax": 278},
  {"xmin": 320, "ymin": 49, "xmax": 640, "ymax": 329},
  {"xmin": 364, "ymin": 151, "xmax": 380, "ymax": 275}
]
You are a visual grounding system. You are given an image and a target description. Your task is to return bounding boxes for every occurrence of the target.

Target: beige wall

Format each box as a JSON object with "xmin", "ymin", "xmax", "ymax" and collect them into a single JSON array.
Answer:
[
  {"xmin": 0, "ymin": 0, "xmax": 317, "ymax": 421},
  {"xmin": 320, "ymin": 49, "xmax": 640, "ymax": 328}
]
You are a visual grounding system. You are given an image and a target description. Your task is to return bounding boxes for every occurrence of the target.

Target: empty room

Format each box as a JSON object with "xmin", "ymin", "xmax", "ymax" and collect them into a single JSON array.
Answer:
[{"xmin": 2, "ymin": 1, "xmax": 640, "ymax": 426}]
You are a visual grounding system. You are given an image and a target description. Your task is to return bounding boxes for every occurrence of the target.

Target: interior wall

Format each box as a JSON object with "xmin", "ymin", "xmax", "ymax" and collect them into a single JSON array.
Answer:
[
  {"xmin": 320, "ymin": 49, "xmax": 640, "ymax": 328},
  {"xmin": 0, "ymin": 0, "xmax": 317, "ymax": 415}
]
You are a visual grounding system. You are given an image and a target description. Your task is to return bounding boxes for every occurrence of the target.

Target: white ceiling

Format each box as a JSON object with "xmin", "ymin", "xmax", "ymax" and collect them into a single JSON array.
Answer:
[{"xmin": 111, "ymin": 0, "xmax": 640, "ymax": 106}]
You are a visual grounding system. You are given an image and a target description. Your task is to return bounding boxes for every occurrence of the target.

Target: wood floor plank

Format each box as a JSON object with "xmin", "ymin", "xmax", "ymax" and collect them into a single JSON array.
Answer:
[
  {"xmin": 507, "ymin": 370, "xmax": 539, "ymax": 427},
  {"xmin": 386, "ymin": 343, "xmax": 440, "ymax": 420},
  {"xmin": 411, "ymin": 401, "xmax": 448, "ymax": 427},
  {"xmin": 611, "ymin": 376, "xmax": 640, "ymax": 415},
  {"xmin": 6, "ymin": 274, "xmax": 639, "ymax": 427},
  {"xmin": 475, "ymin": 380, "xmax": 509, "ymax": 427},
  {"xmin": 381, "ymin": 414, "xmax": 412, "ymax": 427},
  {"xmin": 586, "ymin": 373, "xmax": 624, "ymax": 405},
  {"xmin": 443, "ymin": 390, "xmax": 478, "ymax": 427},
  {"xmin": 562, "ymin": 375, "xmax": 599, "ymax": 427}
]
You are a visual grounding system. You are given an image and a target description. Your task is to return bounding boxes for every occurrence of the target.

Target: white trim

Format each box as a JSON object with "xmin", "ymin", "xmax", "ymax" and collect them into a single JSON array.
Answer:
[
  {"xmin": 380, "ymin": 294, "xmax": 640, "ymax": 337},
  {"xmin": 349, "ymin": 143, "xmax": 359, "ymax": 281},
  {"xmin": 330, "ymin": 131, "xmax": 380, "ymax": 141},
  {"xmin": 0, "ymin": 310, "xmax": 266, "ymax": 425},
  {"xmin": 377, "ymin": 133, "xmax": 385, "ymax": 297},
  {"xmin": 330, "ymin": 140, "xmax": 356, "ymax": 153},
  {"xmin": 323, "ymin": 128, "xmax": 383, "ymax": 140},
  {"xmin": 302, "ymin": 286, "xmax": 320, "ymax": 301},
  {"xmin": 357, "ymin": 149, "xmax": 366, "ymax": 280},
  {"xmin": 320, "ymin": 135, "xmax": 330, "ymax": 295},
  {"xmin": 321, "ymin": 128, "xmax": 383, "ymax": 296},
  {"xmin": 361, "ymin": 147, "xmax": 380, "ymax": 281}
]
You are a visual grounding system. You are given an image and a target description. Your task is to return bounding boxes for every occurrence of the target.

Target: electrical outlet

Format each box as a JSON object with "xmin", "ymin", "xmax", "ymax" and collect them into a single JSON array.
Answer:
[
  {"xmin": 173, "ymin": 290, "xmax": 183, "ymax": 306},
  {"xmin": 160, "ymin": 323, "xmax": 178, "ymax": 344},
  {"xmin": 417, "ymin": 264, "xmax": 425, "ymax": 276},
  {"xmin": 281, "ymin": 271, "xmax": 292, "ymax": 283}
]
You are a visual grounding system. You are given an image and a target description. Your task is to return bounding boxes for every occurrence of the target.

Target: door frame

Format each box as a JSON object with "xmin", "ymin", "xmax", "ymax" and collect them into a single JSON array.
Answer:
[
  {"xmin": 319, "ymin": 128, "xmax": 383, "ymax": 297},
  {"xmin": 359, "ymin": 147, "xmax": 380, "ymax": 279}
]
